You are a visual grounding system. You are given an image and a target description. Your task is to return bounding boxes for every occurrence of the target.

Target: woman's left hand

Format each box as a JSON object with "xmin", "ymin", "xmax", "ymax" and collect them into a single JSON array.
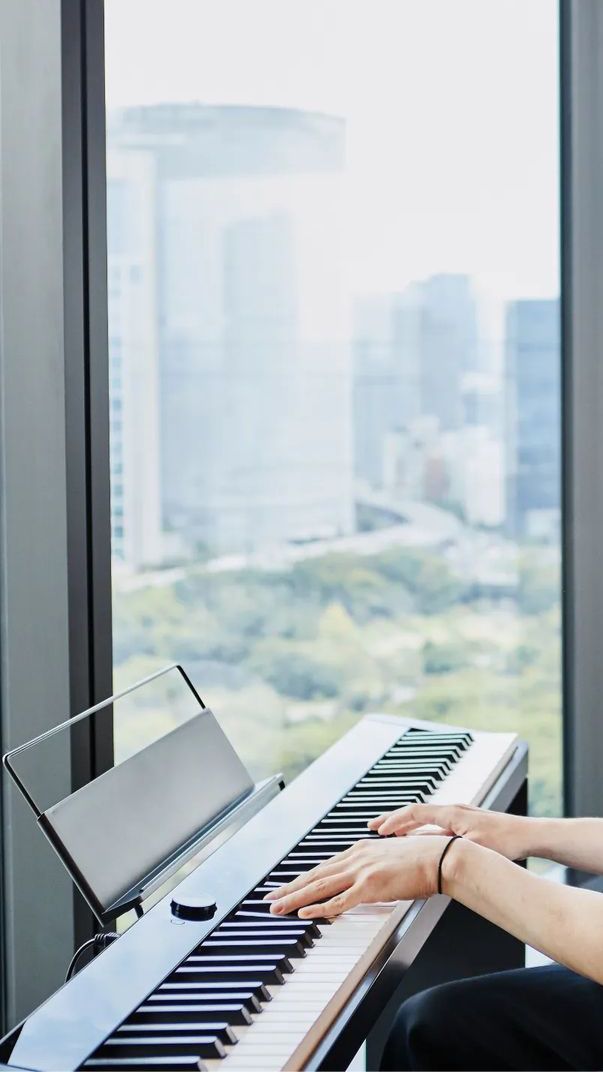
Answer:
[{"xmin": 263, "ymin": 835, "xmax": 454, "ymax": 918}]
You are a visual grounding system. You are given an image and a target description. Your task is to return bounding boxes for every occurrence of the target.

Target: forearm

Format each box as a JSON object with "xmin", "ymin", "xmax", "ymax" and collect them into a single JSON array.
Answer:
[
  {"xmin": 446, "ymin": 838, "xmax": 603, "ymax": 984},
  {"xmin": 522, "ymin": 816, "xmax": 603, "ymax": 872}
]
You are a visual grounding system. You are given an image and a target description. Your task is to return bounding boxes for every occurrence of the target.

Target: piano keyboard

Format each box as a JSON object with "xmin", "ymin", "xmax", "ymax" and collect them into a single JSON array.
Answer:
[{"xmin": 81, "ymin": 726, "xmax": 517, "ymax": 1072}]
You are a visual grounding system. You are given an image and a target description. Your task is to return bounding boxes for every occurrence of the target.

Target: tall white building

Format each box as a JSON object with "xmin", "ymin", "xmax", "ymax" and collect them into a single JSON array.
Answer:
[
  {"xmin": 107, "ymin": 151, "xmax": 163, "ymax": 570},
  {"xmin": 107, "ymin": 104, "xmax": 353, "ymax": 562}
]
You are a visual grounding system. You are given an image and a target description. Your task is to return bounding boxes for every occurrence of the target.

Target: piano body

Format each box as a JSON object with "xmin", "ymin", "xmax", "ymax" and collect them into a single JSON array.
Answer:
[{"xmin": 0, "ymin": 708, "xmax": 527, "ymax": 1072}]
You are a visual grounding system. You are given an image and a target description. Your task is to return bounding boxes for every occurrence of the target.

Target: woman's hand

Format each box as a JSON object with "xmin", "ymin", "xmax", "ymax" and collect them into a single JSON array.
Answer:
[
  {"xmin": 368, "ymin": 802, "xmax": 532, "ymax": 861},
  {"xmin": 263, "ymin": 835, "xmax": 452, "ymax": 918}
]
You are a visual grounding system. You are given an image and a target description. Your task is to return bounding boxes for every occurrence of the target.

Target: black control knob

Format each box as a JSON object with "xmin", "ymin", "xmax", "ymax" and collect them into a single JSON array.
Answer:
[{"xmin": 170, "ymin": 894, "xmax": 217, "ymax": 922}]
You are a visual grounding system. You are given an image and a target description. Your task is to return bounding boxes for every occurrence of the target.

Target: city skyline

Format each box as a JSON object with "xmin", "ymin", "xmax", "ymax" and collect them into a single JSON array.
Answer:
[{"xmin": 106, "ymin": 101, "xmax": 560, "ymax": 571}]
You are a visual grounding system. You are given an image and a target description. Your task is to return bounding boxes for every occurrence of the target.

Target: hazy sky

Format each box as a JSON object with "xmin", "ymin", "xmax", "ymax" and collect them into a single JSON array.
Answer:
[{"xmin": 105, "ymin": 0, "xmax": 559, "ymax": 302}]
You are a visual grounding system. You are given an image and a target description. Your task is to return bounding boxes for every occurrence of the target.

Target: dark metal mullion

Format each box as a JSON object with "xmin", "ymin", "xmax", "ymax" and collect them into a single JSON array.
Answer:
[
  {"xmin": 82, "ymin": 0, "xmax": 114, "ymax": 769},
  {"xmin": 61, "ymin": 0, "xmax": 113, "ymax": 946},
  {"xmin": 559, "ymin": 0, "xmax": 603, "ymax": 817},
  {"xmin": 560, "ymin": 0, "xmax": 573, "ymax": 819}
]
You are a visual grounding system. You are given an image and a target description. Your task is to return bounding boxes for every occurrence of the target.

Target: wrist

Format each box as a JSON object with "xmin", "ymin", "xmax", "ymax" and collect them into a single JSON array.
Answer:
[
  {"xmin": 440, "ymin": 835, "xmax": 479, "ymax": 898},
  {"xmin": 520, "ymin": 816, "xmax": 564, "ymax": 859},
  {"xmin": 503, "ymin": 813, "xmax": 540, "ymax": 860}
]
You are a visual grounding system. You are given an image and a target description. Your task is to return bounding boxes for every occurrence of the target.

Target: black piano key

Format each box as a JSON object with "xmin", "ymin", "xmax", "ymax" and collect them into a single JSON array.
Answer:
[
  {"xmin": 341, "ymin": 794, "xmax": 423, "ymax": 803},
  {"xmin": 117, "ymin": 1023, "xmax": 237, "ymax": 1046},
  {"xmin": 157, "ymin": 981, "xmax": 271, "ymax": 1003},
  {"xmin": 374, "ymin": 754, "xmax": 451, "ymax": 764},
  {"xmin": 388, "ymin": 745, "xmax": 463, "ymax": 759},
  {"xmin": 302, "ymin": 830, "xmax": 377, "ymax": 838},
  {"xmin": 310, "ymin": 831, "xmax": 377, "ymax": 842},
  {"xmin": 296, "ymin": 836, "xmax": 366, "ymax": 844},
  {"xmin": 222, "ymin": 915, "xmax": 324, "ymax": 937},
  {"xmin": 334, "ymin": 797, "xmax": 420, "ymax": 806},
  {"xmin": 360, "ymin": 776, "xmax": 442, "ymax": 784},
  {"xmin": 265, "ymin": 871, "xmax": 310, "ymax": 883},
  {"xmin": 238, "ymin": 898, "xmax": 278, "ymax": 911},
  {"xmin": 186, "ymin": 953, "xmax": 295, "ymax": 972},
  {"xmin": 213, "ymin": 929, "xmax": 314, "ymax": 948},
  {"xmin": 336, "ymin": 798, "xmax": 422, "ymax": 808},
  {"xmin": 173, "ymin": 965, "xmax": 286, "ymax": 985},
  {"xmin": 282, "ymin": 855, "xmax": 334, "ymax": 865},
  {"xmin": 390, "ymin": 738, "xmax": 466, "ymax": 748},
  {"xmin": 85, "ymin": 1059, "xmax": 202, "ymax": 1071},
  {"xmin": 332, "ymin": 797, "xmax": 420, "ymax": 805},
  {"xmin": 150, "ymin": 994, "xmax": 261, "ymax": 1015},
  {"xmin": 201, "ymin": 938, "xmax": 308, "ymax": 956},
  {"xmin": 217, "ymin": 918, "xmax": 315, "ymax": 928},
  {"xmin": 374, "ymin": 757, "xmax": 452, "ymax": 768},
  {"xmin": 317, "ymin": 817, "xmax": 384, "ymax": 826},
  {"xmin": 356, "ymin": 779, "xmax": 437, "ymax": 792},
  {"xmin": 237, "ymin": 897, "xmax": 323, "ymax": 913},
  {"xmin": 300, "ymin": 836, "xmax": 375, "ymax": 844},
  {"xmin": 232, "ymin": 909, "xmax": 329, "ymax": 928},
  {"xmin": 403, "ymin": 730, "xmax": 471, "ymax": 741},
  {"xmin": 100, "ymin": 1035, "xmax": 227, "ymax": 1059},
  {"xmin": 137, "ymin": 1002, "xmax": 254, "ymax": 1023},
  {"xmin": 326, "ymin": 811, "xmax": 391, "ymax": 819}
]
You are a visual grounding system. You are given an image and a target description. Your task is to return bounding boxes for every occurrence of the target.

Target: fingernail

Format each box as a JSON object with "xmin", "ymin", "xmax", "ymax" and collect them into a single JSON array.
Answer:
[
  {"xmin": 263, "ymin": 891, "xmax": 277, "ymax": 900},
  {"xmin": 270, "ymin": 902, "xmax": 284, "ymax": 915}
]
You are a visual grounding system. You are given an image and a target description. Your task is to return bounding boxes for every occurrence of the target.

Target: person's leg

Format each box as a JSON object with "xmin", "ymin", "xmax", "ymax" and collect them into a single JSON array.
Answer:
[{"xmin": 381, "ymin": 963, "xmax": 603, "ymax": 1072}]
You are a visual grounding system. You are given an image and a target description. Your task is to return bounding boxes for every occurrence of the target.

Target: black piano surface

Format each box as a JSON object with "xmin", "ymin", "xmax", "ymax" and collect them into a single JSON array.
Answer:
[{"xmin": 0, "ymin": 714, "xmax": 528, "ymax": 1072}]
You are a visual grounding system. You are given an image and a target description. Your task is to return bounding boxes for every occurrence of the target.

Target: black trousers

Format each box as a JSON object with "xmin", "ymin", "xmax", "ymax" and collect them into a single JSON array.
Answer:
[{"xmin": 381, "ymin": 964, "xmax": 603, "ymax": 1071}]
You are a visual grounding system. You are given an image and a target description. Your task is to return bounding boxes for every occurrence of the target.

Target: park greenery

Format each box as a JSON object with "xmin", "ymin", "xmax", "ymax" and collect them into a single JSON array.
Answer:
[{"xmin": 113, "ymin": 542, "xmax": 561, "ymax": 817}]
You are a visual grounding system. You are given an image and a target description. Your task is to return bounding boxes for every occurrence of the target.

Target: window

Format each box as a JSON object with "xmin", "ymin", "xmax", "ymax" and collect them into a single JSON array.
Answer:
[{"xmin": 105, "ymin": 0, "xmax": 561, "ymax": 814}]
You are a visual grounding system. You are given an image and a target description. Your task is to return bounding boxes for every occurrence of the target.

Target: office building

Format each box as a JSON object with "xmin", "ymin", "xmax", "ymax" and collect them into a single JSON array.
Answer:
[
  {"xmin": 108, "ymin": 104, "xmax": 353, "ymax": 560},
  {"xmin": 106, "ymin": 153, "xmax": 163, "ymax": 569},
  {"xmin": 505, "ymin": 298, "xmax": 561, "ymax": 537}
]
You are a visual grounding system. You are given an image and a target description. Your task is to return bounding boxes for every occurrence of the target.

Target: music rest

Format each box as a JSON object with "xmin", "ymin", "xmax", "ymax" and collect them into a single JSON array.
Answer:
[{"xmin": 3, "ymin": 663, "xmax": 283, "ymax": 924}]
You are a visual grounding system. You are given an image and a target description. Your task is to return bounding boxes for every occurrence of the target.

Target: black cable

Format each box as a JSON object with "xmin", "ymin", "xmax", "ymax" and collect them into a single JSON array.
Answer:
[{"xmin": 65, "ymin": 932, "xmax": 119, "ymax": 983}]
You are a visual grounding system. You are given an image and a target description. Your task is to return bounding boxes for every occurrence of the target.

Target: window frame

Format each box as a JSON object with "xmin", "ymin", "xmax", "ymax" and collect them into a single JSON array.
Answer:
[
  {"xmin": 0, "ymin": 0, "xmax": 112, "ymax": 1030},
  {"xmin": 0, "ymin": 0, "xmax": 595, "ymax": 1033},
  {"xmin": 560, "ymin": 0, "xmax": 603, "ymax": 817}
]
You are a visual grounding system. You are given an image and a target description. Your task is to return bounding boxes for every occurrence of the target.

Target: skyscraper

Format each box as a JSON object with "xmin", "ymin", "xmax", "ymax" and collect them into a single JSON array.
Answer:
[
  {"xmin": 107, "ymin": 104, "xmax": 353, "ymax": 562},
  {"xmin": 107, "ymin": 152, "xmax": 163, "ymax": 570},
  {"xmin": 352, "ymin": 274, "xmax": 479, "ymax": 495},
  {"xmin": 419, "ymin": 274, "xmax": 480, "ymax": 431},
  {"xmin": 505, "ymin": 298, "xmax": 560, "ymax": 536},
  {"xmin": 352, "ymin": 291, "xmax": 421, "ymax": 487}
]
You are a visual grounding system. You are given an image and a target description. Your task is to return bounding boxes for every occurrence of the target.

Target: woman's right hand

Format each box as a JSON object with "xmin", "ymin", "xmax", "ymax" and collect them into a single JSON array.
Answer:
[{"xmin": 367, "ymin": 802, "xmax": 534, "ymax": 861}]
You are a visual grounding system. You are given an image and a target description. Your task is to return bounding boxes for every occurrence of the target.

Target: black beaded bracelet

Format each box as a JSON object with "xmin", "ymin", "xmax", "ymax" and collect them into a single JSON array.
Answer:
[{"xmin": 437, "ymin": 834, "xmax": 462, "ymax": 895}]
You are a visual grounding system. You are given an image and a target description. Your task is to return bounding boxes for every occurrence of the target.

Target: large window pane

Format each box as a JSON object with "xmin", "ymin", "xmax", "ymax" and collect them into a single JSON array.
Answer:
[{"xmin": 105, "ymin": 0, "xmax": 561, "ymax": 814}]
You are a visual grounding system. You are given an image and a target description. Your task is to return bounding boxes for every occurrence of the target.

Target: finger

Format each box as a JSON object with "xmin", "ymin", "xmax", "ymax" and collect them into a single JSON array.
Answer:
[
  {"xmin": 377, "ymin": 803, "xmax": 453, "ymax": 837},
  {"xmin": 269, "ymin": 872, "xmax": 352, "ymax": 916},
  {"xmin": 263, "ymin": 859, "xmax": 345, "ymax": 901},
  {"xmin": 367, "ymin": 813, "xmax": 388, "ymax": 830},
  {"xmin": 298, "ymin": 884, "xmax": 364, "ymax": 919}
]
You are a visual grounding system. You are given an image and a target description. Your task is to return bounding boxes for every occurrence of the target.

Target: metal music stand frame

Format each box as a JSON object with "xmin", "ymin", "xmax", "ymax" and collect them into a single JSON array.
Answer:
[{"xmin": 2, "ymin": 663, "xmax": 284, "ymax": 924}]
